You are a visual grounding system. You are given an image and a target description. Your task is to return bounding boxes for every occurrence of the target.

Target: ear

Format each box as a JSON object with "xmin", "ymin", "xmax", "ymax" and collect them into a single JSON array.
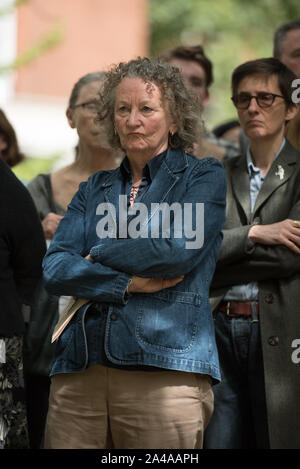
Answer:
[
  {"xmin": 169, "ymin": 122, "xmax": 178, "ymax": 136},
  {"xmin": 66, "ymin": 108, "xmax": 76, "ymax": 128},
  {"xmin": 0, "ymin": 135, "xmax": 8, "ymax": 153},
  {"xmin": 201, "ymin": 90, "xmax": 210, "ymax": 108},
  {"xmin": 286, "ymin": 103, "xmax": 299, "ymax": 122}
]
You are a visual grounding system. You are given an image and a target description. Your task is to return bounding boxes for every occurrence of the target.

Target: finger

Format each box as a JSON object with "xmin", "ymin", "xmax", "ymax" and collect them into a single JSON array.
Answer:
[
  {"xmin": 291, "ymin": 220, "xmax": 300, "ymax": 229},
  {"xmin": 162, "ymin": 275, "xmax": 184, "ymax": 289},
  {"xmin": 288, "ymin": 234, "xmax": 300, "ymax": 247},
  {"xmin": 283, "ymin": 239, "xmax": 300, "ymax": 253}
]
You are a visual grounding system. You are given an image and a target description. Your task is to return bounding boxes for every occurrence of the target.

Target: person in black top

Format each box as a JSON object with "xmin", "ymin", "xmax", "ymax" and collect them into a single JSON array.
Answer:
[{"xmin": 0, "ymin": 158, "xmax": 46, "ymax": 448}]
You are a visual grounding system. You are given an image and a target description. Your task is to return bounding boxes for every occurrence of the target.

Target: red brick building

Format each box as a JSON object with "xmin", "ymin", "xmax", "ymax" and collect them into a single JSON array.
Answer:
[
  {"xmin": 1, "ymin": 0, "xmax": 149, "ymax": 163},
  {"xmin": 16, "ymin": 0, "xmax": 149, "ymax": 98}
]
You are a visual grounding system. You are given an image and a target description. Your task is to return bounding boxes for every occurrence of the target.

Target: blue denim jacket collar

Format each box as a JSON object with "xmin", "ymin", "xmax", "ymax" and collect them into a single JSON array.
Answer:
[
  {"xmin": 101, "ymin": 148, "xmax": 189, "ymax": 228},
  {"xmin": 102, "ymin": 147, "xmax": 189, "ymax": 190}
]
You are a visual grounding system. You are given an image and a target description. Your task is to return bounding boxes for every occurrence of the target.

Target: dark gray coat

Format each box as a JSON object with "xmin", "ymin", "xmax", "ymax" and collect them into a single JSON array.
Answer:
[{"xmin": 210, "ymin": 140, "xmax": 300, "ymax": 449}]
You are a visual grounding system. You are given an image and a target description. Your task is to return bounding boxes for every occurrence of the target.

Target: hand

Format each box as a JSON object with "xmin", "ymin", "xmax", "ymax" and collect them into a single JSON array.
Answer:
[
  {"xmin": 42, "ymin": 212, "xmax": 64, "ymax": 239},
  {"xmin": 127, "ymin": 275, "xmax": 184, "ymax": 293},
  {"xmin": 248, "ymin": 219, "xmax": 300, "ymax": 253},
  {"xmin": 85, "ymin": 254, "xmax": 184, "ymax": 293}
]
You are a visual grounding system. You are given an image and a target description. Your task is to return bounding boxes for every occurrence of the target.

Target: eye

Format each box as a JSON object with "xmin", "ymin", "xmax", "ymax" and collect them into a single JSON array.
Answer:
[
  {"xmin": 117, "ymin": 105, "xmax": 129, "ymax": 113},
  {"xmin": 258, "ymin": 93, "xmax": 272, "ymax": 102},
  {"xmin": 85, "ymin": 103, "xmax": 98, "ymax": 112},
  {"xmin": 142, "ymin": 106, "xmax": 152, "ymax": 113},
  {"xmin": 189, "ymin": 77, "xmax": 204, "ymax": 88},
  {"xmin": 238, "ymin": 94, "xmax": 250, "ymax": 103}
]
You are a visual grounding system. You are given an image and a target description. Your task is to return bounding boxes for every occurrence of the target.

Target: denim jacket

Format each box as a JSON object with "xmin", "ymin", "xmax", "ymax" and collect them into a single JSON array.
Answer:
[{"xmin": 43, "ymin": 148, "xmax": 226, "ymax": 381}]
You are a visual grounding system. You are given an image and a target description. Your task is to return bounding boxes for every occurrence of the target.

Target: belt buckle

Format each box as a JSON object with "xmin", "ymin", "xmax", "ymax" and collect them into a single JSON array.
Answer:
[
  {"xmin": 251, "ymin": 301, "xmax": 259, "ymax": 323},
  {"xmin": 226, "ymin": 301, "xmax": 235, "ymax": 317}
]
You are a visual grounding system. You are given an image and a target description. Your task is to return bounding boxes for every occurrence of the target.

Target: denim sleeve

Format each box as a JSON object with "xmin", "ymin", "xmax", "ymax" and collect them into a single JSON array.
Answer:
[
  {"xmin": 90, "ymin": 160, "xmax": 226, "ymax": 278},
  {"xmin": 42, "ymin": 181, "xmax": 131, "ymax": 304}
]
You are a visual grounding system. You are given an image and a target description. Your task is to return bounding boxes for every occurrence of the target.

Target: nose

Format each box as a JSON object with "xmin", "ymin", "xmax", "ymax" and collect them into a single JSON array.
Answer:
[
  {"xmin": 247, "ymin": 96, "xmax": 260, "ymax": 113},
  {"xmin": 127, "ymin": 109, "xmax": 140, "ymax": 127}
]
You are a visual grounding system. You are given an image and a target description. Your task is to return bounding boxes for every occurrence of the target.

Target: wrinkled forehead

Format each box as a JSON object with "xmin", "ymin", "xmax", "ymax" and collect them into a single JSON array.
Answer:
[{"xmin": 115, "ymin": 76, "xmax": 166, "ymax": 102}]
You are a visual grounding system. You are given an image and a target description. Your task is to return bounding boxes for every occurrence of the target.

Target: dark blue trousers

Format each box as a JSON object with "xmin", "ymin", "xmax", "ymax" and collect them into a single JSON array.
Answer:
[{"xmin": 204, "ymin": 310, "xmax": 270, "ymax": 449}]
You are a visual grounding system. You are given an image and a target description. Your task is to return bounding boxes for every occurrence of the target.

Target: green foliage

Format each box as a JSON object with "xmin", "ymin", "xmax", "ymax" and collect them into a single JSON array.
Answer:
[
  {"xmin": 0, "ymin": 0, "xmax": 31, "ymax": 16},
  {"xmin": 0, "ymin": 22, "xmax": 64, "ymax": 74},
  {"xmin": 0, "ymin": 0, "xmax": 64, "ymax": 74},
  {"xmin": 12, "ymin": 154, "xmax": 60, "ymax": 183},
  {"xmin": 150, "ymin": 0, "xmax": 300, "ymax": 126}
]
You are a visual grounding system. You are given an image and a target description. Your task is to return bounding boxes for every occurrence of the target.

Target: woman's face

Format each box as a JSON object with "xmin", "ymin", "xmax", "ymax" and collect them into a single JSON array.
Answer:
[
  {"xmin": 114, "ymin": 77, "xmax": 177, "ymax": 160},
  {"xmin": 236, "ymin": 73, "xmax": 298, "ymax": 143},
  {"xmin": 67, "ymin": 81, "xmax": 110, "ymax": 149}
]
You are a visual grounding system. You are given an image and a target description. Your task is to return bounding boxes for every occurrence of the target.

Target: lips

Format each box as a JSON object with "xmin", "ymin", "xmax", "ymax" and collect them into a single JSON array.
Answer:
[{"xmin": 247, "ymin": 120, "xmax": 262, "ymax": 126}]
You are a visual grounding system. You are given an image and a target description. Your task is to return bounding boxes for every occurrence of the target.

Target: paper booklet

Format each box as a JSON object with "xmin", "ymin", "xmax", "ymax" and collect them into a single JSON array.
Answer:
[{"xmin": 51, "ymin": 297, "xmax": 90, "ymax": 343}]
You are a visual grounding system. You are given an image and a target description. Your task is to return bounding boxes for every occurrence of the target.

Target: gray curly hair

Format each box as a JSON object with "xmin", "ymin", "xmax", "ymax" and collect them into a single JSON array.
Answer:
[{"xmin": 98, "ymin": 57, "xmax": 203, "ymax": 152}]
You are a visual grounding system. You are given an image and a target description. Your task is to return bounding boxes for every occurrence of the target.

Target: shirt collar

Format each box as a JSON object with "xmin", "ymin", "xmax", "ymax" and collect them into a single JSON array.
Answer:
[
  {"xmin": 246, "ymin": 137, "xmax": 286, "ymax": 177},
  {"xmin": 120, "ymin": 149, "xmax": 168, "ymax": 182}
]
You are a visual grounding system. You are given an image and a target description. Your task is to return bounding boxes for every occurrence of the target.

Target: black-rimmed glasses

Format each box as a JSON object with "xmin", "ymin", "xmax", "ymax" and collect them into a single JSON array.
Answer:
[
  {"xmin": 71, "ymin": 101, "xmax": 99, "ymax": 114},
  {"xmin": 231, "ymin": 92, "xmax": 285, "ymax": 109}
]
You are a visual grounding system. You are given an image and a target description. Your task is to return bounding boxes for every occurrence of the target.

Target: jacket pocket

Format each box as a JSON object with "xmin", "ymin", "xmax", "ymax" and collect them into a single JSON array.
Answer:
[
  {"xmin": 53, "ymin": 305, "xmax": 88, "ymax": 370},
  {"xmin": 136, "ymin": 290, "xmax": 201, "ymax": 353}
]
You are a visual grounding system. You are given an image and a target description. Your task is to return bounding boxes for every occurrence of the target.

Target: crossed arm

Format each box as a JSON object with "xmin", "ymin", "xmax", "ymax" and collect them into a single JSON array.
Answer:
[
  {"xmin": 43, "ymin": 161, "xmax": 226, "ymax": 301},
  {"xmin": 212, "ymin": 213, "xmax": 300, "ymax": 289}
]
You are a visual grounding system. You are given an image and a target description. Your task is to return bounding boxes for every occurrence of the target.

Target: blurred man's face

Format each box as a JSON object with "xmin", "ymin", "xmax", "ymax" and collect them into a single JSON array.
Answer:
[
  {"xmin": 168, "ymin": 57, "xmax": 210, "ymax": 106},
  {"xmin": 280, "ymin": 28, "xmax": 300, "ymax": 77}
]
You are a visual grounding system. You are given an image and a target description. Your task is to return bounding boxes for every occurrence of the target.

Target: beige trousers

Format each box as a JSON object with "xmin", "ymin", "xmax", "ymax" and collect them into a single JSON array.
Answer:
[{"xmin": 44, "ymin": 365, "xmax": 213, "ymax": 449}]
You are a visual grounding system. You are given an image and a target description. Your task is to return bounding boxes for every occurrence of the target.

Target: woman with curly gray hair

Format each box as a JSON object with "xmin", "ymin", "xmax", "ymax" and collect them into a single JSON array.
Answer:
[{"xmin": 43, "ymin": 57, "xmax": 226, "ymax": 449}]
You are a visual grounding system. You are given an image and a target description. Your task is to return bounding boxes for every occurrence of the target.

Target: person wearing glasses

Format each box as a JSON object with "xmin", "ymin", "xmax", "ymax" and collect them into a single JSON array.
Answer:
[
  {"xmin": 204, "ymin": 58, "xmax": 300, "ymax": 449},
  {"xmin": 24, "ymin": 72, "xmax": 121, "ymax": 448}
]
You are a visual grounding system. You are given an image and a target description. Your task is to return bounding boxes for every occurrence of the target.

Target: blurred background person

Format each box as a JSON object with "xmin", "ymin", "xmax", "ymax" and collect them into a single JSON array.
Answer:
[
  {"xmin": 0, "ymin": 108, "xmax": 25, "ymax": 168},
  {"xmin": 213, "ymin": 119, "xmax": 241, "ymax": 144},
  {"xmin": 159, "ymin": 45, "xmax": 241, "ymax": 160},
  {"xmin": 23, "ymin": 71, "xmax": 122, "ymax": 449},
  {"xmin": 0, "ymin": 156, "xmax": 45, "ymax": 448},
  {"xmin": 274, "ymin": 19, "xmax": 300, "ymax": 152}
]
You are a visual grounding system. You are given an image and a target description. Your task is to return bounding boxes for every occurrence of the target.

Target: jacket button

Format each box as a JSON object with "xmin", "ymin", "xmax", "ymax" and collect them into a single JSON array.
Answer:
[
  {"xmin": 110, "ymin": 312, "xmax": 118, "ymax": 321},
  {"xmin": 264, "ymin": 293, "xmax": 274, "ymax": 304},
  {"xmin": 268, "ymin": 336, "xmax": 279, "ymax": 346}
]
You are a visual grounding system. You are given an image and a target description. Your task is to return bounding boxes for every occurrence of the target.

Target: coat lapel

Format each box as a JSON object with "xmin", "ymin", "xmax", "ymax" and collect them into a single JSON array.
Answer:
[{"xmin": 251, "ymin": 141, "xmax": 298, "ymax": 220}]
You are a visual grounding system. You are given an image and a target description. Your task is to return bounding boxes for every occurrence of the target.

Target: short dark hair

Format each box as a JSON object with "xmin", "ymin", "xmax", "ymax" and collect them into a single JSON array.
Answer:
[
  {"xmin": 273, "ymin": 19, "xmax": 300, "ymax": 59},
  {"xmin": 98, "ymin": 57, "xmax": 203, "ymax": 152},
  {"xmin": 0, "ymin": 109, "xmax": 24, "ymax": 167},
  {"xmin": 231, "ymin": 57, "xmax": 297, "ymax": 107},
  {"xmin": 68, "ymin": 72, "xmax": 106, "ymax": 108},
  {"xmin": 159, "ymin": 45, "xmax": 213, "ymax": 88}
]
